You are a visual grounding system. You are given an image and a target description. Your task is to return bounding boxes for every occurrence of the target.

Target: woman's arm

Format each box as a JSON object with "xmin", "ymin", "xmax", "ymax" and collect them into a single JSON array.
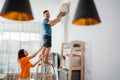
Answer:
[
  {"xmin": 32, "ymin": 54, "xmax": 44, "ymax": 67},
  {"xmin": 29, "ymin": 46, "xmax": 43, "ymax": 59},
  {"xmin": 32, "ymin": 59, "xmax": 41, "ymax": 67}
]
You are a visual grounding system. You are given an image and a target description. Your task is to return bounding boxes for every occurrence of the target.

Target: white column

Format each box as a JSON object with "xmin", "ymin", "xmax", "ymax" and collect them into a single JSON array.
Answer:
[{"xmin": 63, "ymin": 14, "xmax": 70, "ymax": 42}]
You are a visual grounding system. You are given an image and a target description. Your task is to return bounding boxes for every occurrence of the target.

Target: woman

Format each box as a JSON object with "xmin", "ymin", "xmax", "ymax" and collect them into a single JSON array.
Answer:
[{"xmin": 18, "ymin": 48, "xmax": 43, "ymax": 80}]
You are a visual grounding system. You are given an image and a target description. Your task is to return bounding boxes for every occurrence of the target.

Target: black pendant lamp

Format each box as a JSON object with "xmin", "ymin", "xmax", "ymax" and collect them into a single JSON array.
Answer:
[
  {"xmin": 72, "ymin": 0, "xmax": 101, "ymax": 26},
  {"xmin": 0, "ymin": 0, "xmax": 33, "ymax": 21}
]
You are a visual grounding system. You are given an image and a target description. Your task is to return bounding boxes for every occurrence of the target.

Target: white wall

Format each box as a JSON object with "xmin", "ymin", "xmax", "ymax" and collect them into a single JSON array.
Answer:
[
  {"xmin": 69, "ymin": 0, "xmax": 120, "ymax": 80},
  {"xmin": 30, "ymin": 0, "xmax": 62, "ymax": 21}
]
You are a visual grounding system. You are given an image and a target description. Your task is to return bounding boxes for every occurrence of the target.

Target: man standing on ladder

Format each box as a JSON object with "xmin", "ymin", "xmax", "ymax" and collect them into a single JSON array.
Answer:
[{"xmin": 40, "ymin": 10, "xmax": 66, "ymax": 65}]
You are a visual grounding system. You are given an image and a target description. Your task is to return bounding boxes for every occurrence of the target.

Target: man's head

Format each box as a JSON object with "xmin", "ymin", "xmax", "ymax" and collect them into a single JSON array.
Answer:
[{"xmin": 43, "ymin": 10, "xmax": 50, "ymax": 18}]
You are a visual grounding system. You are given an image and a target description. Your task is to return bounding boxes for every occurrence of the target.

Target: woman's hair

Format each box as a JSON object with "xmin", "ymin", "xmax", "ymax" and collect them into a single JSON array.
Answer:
[{"xmin": 18, "ymin": 49, "xmax": 26, "ymax": 61}]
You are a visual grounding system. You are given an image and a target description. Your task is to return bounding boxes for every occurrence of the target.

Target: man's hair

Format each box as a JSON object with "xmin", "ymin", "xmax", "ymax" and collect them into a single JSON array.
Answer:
[{"xmin": 43, "ymin": 10, "xmax": 49, "ymax": 14}]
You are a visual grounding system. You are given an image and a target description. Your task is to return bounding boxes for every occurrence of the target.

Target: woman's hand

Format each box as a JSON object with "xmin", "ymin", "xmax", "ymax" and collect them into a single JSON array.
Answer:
[{"xmin": 39, "ymin": 54, "xmax": 44, "ymax": 60}]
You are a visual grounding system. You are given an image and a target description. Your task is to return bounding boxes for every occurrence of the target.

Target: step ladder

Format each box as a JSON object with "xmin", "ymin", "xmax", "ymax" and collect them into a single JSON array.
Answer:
[{"xmin": 35, "ymin": 55, "xmax": 56, "ymax": 80}]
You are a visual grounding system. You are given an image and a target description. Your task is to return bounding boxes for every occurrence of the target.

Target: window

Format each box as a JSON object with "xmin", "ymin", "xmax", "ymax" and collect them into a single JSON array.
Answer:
[{"xmin": 0, "ymin": 21, "xmax": 43, "ymax": 73}]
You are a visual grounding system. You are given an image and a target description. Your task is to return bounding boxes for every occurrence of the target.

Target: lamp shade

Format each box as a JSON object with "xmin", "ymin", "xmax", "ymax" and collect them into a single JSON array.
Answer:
[
  {"xmin": 0, "ymin": 0, "xmax": 33, "ymax": 21},
  {"xmin": 72, "ymin": 0, "xmax": 101, "ymax": 25}
]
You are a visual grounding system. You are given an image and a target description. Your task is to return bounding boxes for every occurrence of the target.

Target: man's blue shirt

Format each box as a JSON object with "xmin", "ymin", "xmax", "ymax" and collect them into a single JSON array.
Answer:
[{"xmin": 43, "ymin": 18, "xmax": 52, "ymax": 36}]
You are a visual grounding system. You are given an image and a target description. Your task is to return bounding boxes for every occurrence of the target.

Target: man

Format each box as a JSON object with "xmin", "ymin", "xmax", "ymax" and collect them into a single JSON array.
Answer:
[{"xmin": 40, "ymin": 10, "xmax": 66, "ymax": 64}]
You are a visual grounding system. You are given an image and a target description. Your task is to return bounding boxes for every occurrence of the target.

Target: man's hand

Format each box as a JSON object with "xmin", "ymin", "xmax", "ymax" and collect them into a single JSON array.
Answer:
[{"xmin": 60, "ymin": 11, "xmax": 67, "ymax": 17}]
